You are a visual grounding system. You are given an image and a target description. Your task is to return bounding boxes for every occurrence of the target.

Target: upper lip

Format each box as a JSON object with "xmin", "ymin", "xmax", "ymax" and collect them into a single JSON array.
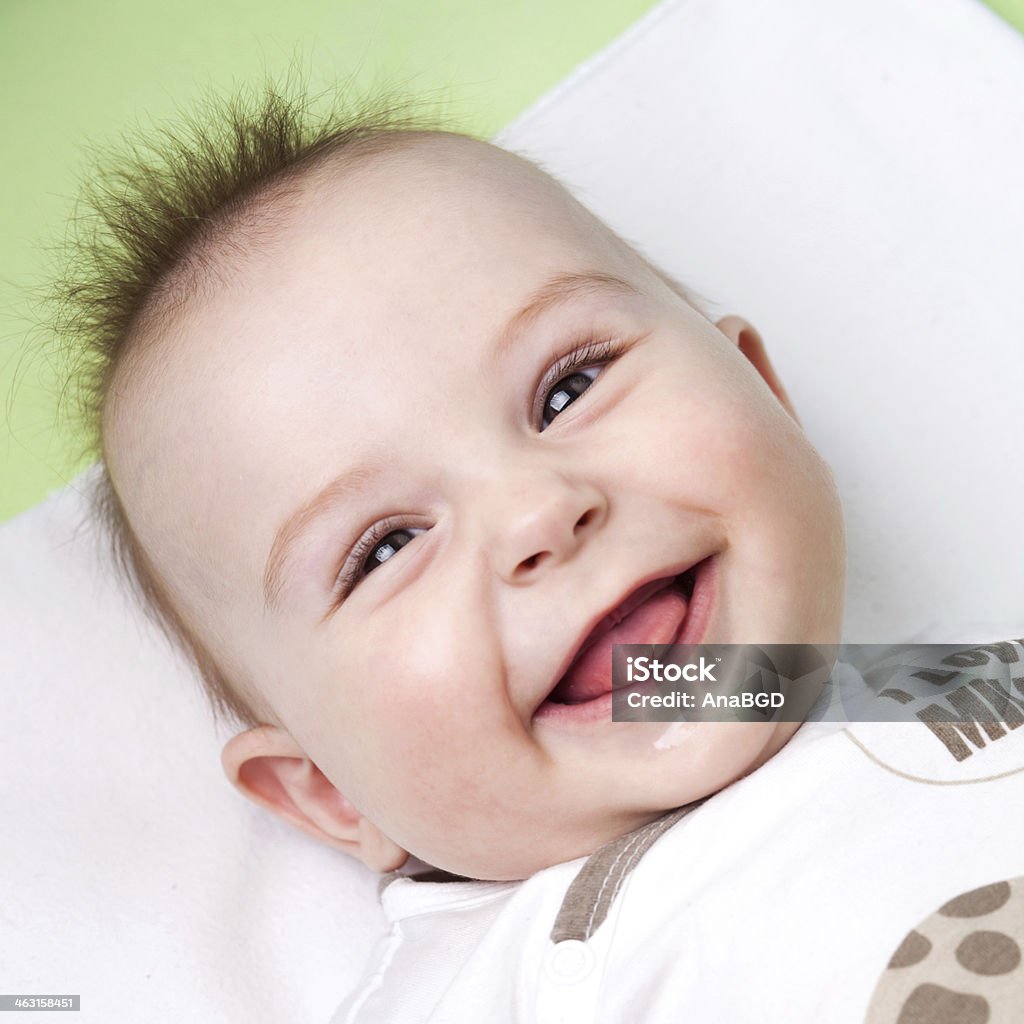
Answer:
[{"xmin": 536, "ymin": 557, "xmax": 705, "ymax": 713}]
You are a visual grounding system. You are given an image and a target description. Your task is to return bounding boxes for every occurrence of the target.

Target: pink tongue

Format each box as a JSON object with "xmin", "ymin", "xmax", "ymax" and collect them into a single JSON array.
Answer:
[{"xmin": 550, "ymin": 585, "xmax": 689, "ymax": 705}]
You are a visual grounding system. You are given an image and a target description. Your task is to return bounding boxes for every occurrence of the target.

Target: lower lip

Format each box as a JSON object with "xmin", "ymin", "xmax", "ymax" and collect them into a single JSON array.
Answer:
[{"xmin": 533, "ymin": 555, "xmax": 718, "ymax": 726}]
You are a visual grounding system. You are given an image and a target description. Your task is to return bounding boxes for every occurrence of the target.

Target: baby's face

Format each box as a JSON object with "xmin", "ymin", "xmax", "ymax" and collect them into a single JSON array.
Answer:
[{"xmin": 108, "ymin": 136, "xmax": 845, "ymax": 879}]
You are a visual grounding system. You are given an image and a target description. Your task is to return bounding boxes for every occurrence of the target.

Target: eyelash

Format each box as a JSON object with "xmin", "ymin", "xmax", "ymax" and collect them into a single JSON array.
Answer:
[
  {"xmin": 332, "ymin": 513, "xmax": 413, "ymax": 599},
  {"xmin": 331, "ymin": 334, "xmax": 629, "ymax": 602},
  {"xmin": 533, "ymin": 335, "xmax": 627, "ymax": 428}
]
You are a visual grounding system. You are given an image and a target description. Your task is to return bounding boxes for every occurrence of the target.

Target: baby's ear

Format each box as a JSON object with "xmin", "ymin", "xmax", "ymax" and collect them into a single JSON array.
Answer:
[
  {"xmin": 715, "ymin": 315, "xmax": 801, "ymax": 425},
  {"xmin": 221, "ymin": 725, "xmax": 409, "ymax": 873}
]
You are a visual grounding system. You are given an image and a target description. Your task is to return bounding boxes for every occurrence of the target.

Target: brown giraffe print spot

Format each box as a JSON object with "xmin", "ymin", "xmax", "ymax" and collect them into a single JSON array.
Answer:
[
  {"xmin": 888, "ymin": 930, "xmax": 932, "ymax": 968},
  {"xmin": 896, "ymin": 983, "xmax": 989, "ymax": 1024},
  {"xmin": 938, "ymin": 882, "xmax": 1011, "ymax": 918},
  {"xmin": 955, "ymin": 930, "xmax": 1022, "ymax": 976},
  {"xmin": 865, "ymin": 875, "xmax": 1024, "ymax": 1023}
]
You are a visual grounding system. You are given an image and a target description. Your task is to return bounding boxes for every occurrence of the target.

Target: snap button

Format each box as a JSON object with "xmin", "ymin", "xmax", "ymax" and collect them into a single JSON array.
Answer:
[{"xmin": 545, "ymin": 939, "xmax": 595, "ymax": 984}]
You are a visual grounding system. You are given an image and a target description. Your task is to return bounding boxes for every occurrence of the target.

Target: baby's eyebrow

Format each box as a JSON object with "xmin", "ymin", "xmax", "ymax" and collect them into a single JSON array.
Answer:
[{"xmin": 495, "ymin": 270, "xmax": 643, "ymax": 358}]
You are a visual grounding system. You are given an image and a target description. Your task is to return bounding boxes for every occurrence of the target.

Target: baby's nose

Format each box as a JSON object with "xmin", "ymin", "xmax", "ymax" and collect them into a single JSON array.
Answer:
[{"xmin": 484, "ymin": 468, "xmax": 606, "ymax": 584}]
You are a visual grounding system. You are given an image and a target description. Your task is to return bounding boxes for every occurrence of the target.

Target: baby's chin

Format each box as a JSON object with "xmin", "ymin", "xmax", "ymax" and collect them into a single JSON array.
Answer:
[{"xmin": 443, "ymin": 723, "xmax": 800, "ymax": 880}]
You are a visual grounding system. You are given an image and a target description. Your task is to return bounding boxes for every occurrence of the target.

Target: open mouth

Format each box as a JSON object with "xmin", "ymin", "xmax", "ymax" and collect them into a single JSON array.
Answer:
[{"xmin": 538, "ymin": 558, "xmax": 709, "ymax": 715}]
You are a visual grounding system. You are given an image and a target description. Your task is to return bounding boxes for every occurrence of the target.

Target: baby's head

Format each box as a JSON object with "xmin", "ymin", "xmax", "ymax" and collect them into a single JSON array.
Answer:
[{"xmin": 55, "ymin": 80, "xmax": 845, "ymax": 881}]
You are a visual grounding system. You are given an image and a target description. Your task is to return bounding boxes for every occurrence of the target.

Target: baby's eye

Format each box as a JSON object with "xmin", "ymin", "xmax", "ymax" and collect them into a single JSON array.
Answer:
[
  {"xmin": 336, "ymin": 523, "xmax": 427, "ymax": 601},
  {"xmin": 362, "ymin": 527, "xmax": 423, "ymax": 577},
  {"xmin": 540, "ymin": 367, "xmax": 601, "ymax": 430},
  {"xmin": 536, "ymin": 336, "xmax": 628, "ymax": 430}
]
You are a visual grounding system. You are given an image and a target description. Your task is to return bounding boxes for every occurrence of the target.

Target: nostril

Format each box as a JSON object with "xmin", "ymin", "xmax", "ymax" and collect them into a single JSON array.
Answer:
[
  {"xmin": 574, "ymin": 508, "xmax": 594, "ymax": 533},
  {"xmin": 519, "ymin": 552, "xmax": 542, "ymax": 572}
]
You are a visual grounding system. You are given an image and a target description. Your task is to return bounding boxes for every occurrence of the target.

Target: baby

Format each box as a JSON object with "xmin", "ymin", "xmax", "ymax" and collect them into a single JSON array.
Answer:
[{"xmin": 54, "ymin": 80, "xmax": 1024, "ymax": 1022}]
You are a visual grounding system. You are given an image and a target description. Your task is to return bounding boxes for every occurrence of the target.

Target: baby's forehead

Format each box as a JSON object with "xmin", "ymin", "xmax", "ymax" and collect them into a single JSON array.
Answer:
[
  {"xmin": 173, "ymin": 137, "xmax": 639, "ymax": 367},
  {"xmin": 124, "ymin": 133, "xmax": 604, "ymax": 356},
  {"xmin": 275, "ymin": 135, "xmax": 618, "ymax": 281}
]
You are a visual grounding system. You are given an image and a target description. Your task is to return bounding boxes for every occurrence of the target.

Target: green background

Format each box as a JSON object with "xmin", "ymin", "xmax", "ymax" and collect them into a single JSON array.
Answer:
[{"xmin": 2, "ymin": 0, "xmax": 1022, "ymax": 524}]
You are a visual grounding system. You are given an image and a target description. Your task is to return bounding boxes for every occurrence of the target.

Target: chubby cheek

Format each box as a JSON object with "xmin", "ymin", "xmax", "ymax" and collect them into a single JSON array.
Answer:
[
  {"xmin": 374, "ymin": 726, "xmax": 546, "ymax": 874},
  {"xmin": 632, "ymin": 378, "xmax": 841, "ymax": 638},
  {"xmin": 614, "ymin": 369, "xmax": 770, "ymax": 504},
  {"xmin": 328, "ymin": 619, "xmax": 522, "ymax": 845}
]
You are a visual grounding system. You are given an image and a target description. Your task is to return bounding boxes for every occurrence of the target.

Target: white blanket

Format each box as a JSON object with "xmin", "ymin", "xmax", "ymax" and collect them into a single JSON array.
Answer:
[{"xmin": 2, "ymin": 0, "xmax": 1022, "ymax": 1020}]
